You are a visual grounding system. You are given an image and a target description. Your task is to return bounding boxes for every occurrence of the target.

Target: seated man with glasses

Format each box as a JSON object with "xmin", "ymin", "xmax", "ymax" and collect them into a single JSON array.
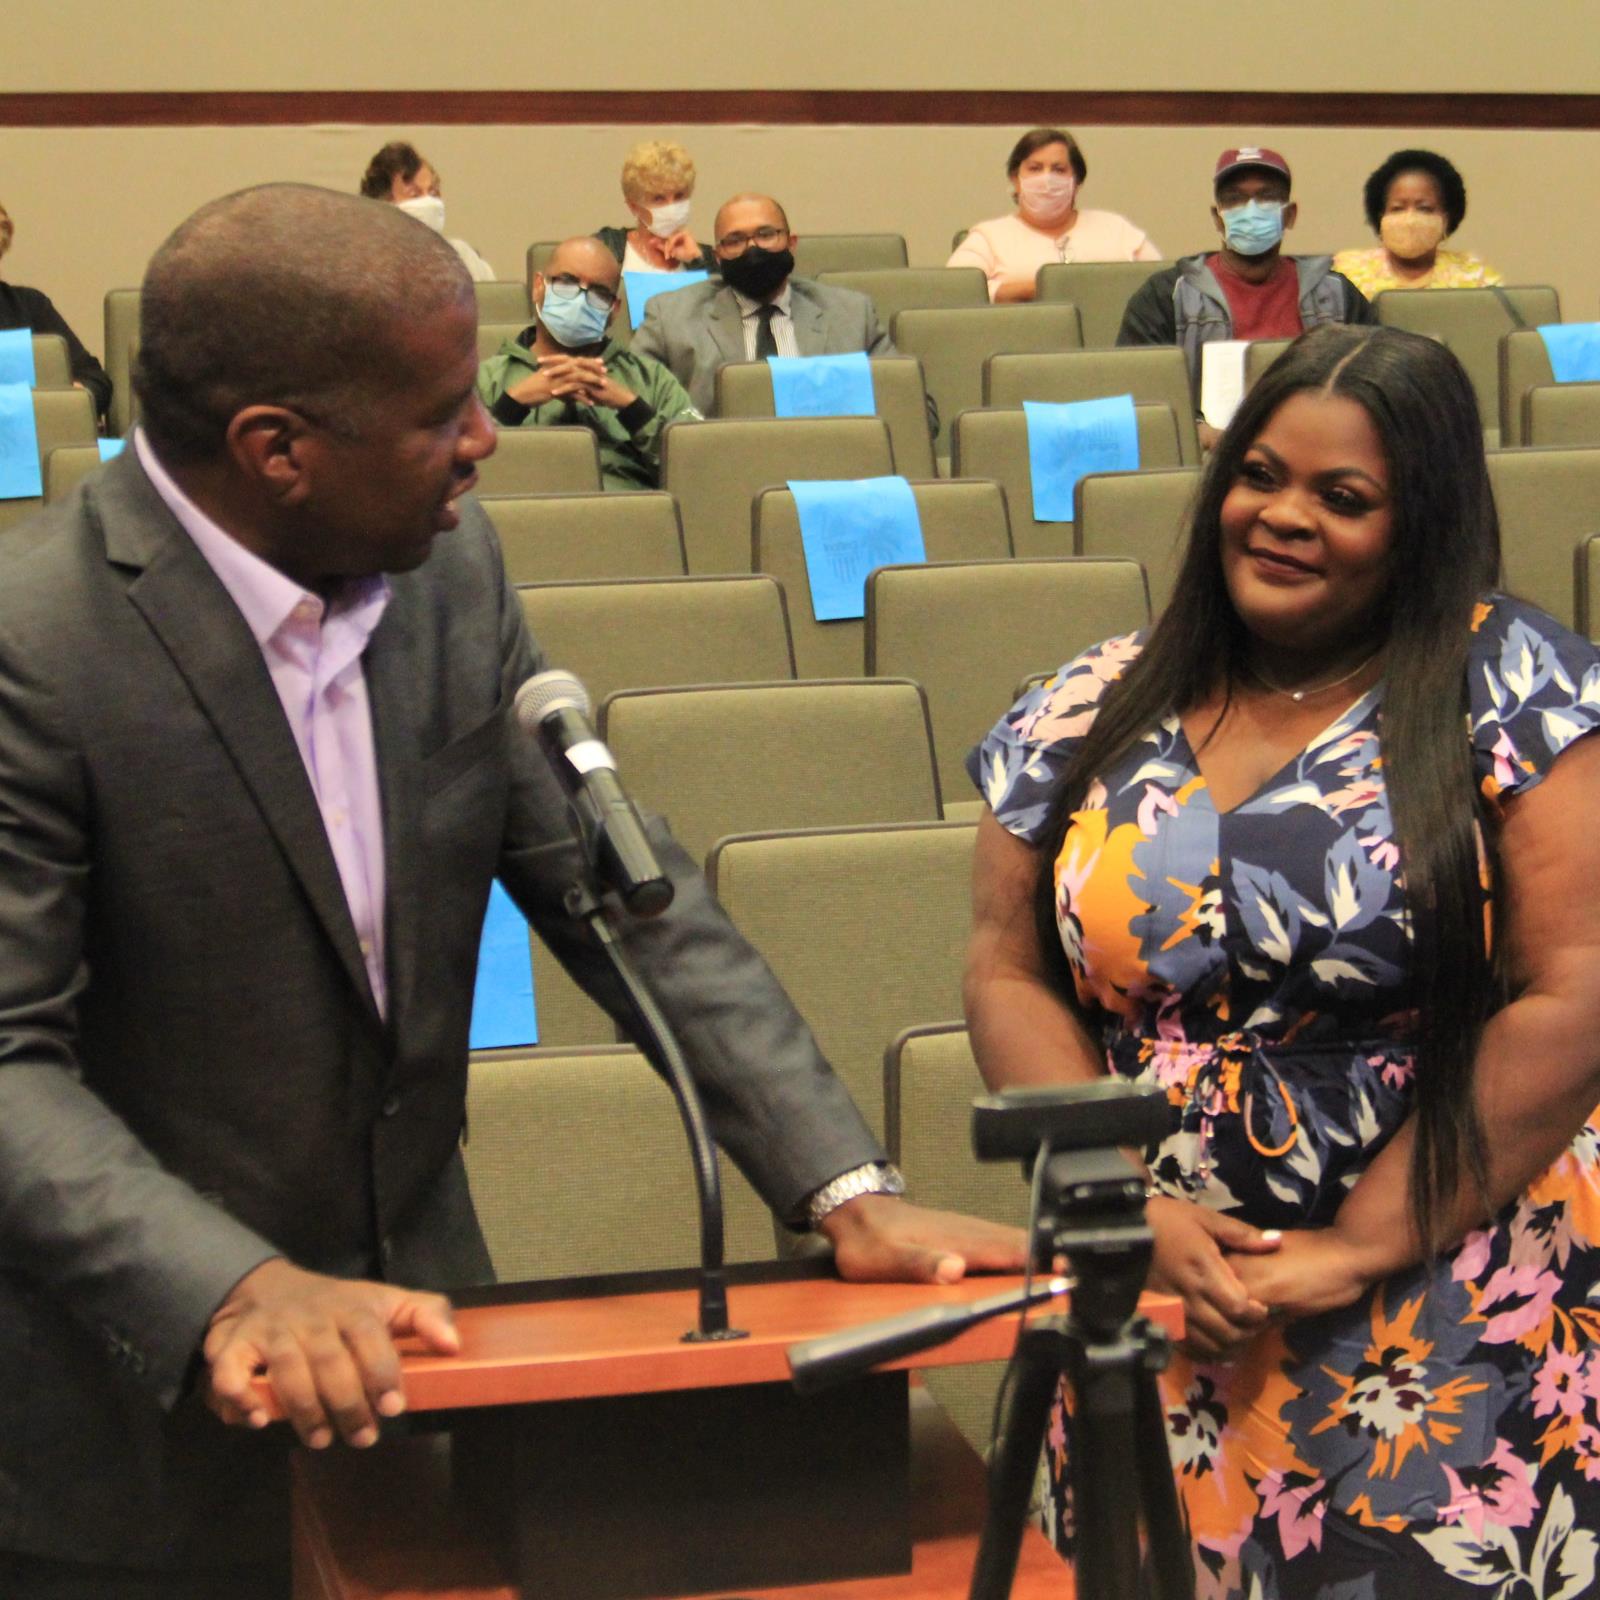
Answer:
[
  {"xmin": 632, "ymin": 193, "xmax": 898, "ymax": 417},
  {"xmin": 477, "ymin": 235, "xmax": 701, "ymax": 490}
]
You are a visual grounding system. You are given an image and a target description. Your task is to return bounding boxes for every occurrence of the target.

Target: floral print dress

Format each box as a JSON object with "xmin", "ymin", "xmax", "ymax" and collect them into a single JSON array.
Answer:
[{"xmin": 968, "ymin": 595, "xmax": 1600, "ymax": 1599}]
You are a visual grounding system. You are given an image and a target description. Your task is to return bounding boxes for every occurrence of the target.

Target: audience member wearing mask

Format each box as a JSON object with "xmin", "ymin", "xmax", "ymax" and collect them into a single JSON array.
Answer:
[
  {"xmin": 0, "ymin": 200, "xmax": 112, "ymax": 422},
  {"xmin": 595, "ymin": 140, "xmax": 717, "ymax": 274},
  {"xmin": 1119, "ymin": 147, "xmax": 1373, "ymax": 445},
  {"xmin": 477, "ymin": 236, "xmax": 701, "ymax": 491},
  {"xmin": 1333, "ymin": 149, "xmax": 1503, "ymax": 299},
  {"xmin": 632, "ymin": 194, "xmax": 900, "ymax": 418},
  {"xmin": 358, "ymin": 140, "xmax": 495, "ymax": 281},
  {"xmin": 947, "ymin": 127, "xmax": 1160, "ymax": 301}
]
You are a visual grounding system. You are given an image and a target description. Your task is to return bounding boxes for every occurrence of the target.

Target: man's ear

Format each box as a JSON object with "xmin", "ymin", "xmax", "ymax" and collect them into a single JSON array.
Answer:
[
  {"xmin": 1210, "ymin": 205, "xmax": 1225, "ymax": 240},
  {"xmin": 1283, "ymin": 201, "xmax": 1299, "ymax": 232},
  {"xmin": 225, "ymin": 405, "xmax": 316, "ymax": 504}
]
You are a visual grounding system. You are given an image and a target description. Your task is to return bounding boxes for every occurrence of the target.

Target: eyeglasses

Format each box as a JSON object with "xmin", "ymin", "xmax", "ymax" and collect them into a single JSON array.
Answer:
[
  {"xmin": 715, "ymin": 225, "xmax": 788, "ymax": 255},
  {"xmin": 545, "ymin": 274, "xmax": 619, "ymax": 312}
]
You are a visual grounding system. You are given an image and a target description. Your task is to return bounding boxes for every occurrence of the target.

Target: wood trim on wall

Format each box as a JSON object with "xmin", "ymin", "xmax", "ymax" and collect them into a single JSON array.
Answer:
[{"xmin": 3, "ymin": 89, "xmax": 1600, "ymax": 130}]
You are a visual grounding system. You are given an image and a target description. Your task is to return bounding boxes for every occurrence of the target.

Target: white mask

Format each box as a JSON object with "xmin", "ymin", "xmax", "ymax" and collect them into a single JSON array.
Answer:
[
  {"xmin": 1017, "ymin": 172, "xmax": 1076, "ymax": 225},
  {"xmin": 396, "ymin": 194, "xmax": 446, "ymax": 235},
  {"xmin": 646, "ymin": 199, "xmax": 692, "ymax": 239}
]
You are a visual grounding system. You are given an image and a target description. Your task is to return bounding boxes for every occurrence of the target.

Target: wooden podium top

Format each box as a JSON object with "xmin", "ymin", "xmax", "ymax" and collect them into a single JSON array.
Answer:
[{"xmin": 276, "ymin": 1262, "xmax": 1181, "ymax": 1414}]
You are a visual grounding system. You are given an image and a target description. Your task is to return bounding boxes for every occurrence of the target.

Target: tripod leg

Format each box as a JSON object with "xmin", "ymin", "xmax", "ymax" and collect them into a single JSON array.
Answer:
[
  {"xmin": 1069, "ymin": 1340, "xmax": 1146, "ymax": 1600},
  {"xmin": 1133, "ymin": 1359, "xmax": 1193, "ymax": 1600},
  {"xmin": 968, "ymin": 1331, "xmax": 1064, "ymax": 1600}
]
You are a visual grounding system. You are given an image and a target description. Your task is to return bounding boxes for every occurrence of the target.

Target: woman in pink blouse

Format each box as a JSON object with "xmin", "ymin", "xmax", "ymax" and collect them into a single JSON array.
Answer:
[{"xmin": 947, "ymin": 127, "xmax": 1161, "ymax": 302}]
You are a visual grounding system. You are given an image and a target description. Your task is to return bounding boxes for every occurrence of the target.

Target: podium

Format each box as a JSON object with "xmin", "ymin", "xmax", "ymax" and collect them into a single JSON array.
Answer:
[{"xmin": 284, "ymin": 1261, "xmax": 1182, "ymax": 1600}]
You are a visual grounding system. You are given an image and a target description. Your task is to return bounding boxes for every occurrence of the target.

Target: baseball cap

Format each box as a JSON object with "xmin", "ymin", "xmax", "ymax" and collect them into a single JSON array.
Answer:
[{"xmin": 1214, "ymin": 146, "xmax": 1292, "ymax": 188}]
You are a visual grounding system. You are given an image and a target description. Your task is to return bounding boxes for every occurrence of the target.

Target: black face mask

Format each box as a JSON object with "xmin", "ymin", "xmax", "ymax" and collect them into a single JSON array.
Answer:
[{"xmin": 719, "ymin": 244, "xmax": 795, "ymax": 301}]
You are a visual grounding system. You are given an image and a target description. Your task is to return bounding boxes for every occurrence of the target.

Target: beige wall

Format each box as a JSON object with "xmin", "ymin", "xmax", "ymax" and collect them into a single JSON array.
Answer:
[
  {"xmin": 3, "ymin": 121, "xmax": 1597, "ymax": 362},
  {"xmin": 5, "ymin": 0, "xmax": 1598, "ymax": 93}
]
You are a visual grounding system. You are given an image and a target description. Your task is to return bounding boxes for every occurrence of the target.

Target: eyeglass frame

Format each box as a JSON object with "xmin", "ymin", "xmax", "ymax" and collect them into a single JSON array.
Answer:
[
  {"xmin": 714, "ymin": 224, "xmax": 791, "ymax": 257},
  {"xmin": 541, "ymin": 272, "xmax": 620, "ymax": 312}
]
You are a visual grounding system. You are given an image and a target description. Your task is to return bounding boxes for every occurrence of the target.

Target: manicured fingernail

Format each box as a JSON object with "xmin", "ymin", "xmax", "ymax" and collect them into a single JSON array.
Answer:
[
  {"xmin": 377, "ymin": 1390, "xmax": 406, "ymax": 1417},
  {"xmin": 352, "ymin": 1426, "xmax": 378, "ymax": 1449},
  {"xmin": 309, "ymin": 1427, "xmax": 333, "ymax": 1450},
  {"xmin": 248, "ymin": 1409, "xmax": 270, "ymax": 1430},
  {"xmin": 1261, "ymin": 1230, "xmax": 1282, "ymax": 1242}
]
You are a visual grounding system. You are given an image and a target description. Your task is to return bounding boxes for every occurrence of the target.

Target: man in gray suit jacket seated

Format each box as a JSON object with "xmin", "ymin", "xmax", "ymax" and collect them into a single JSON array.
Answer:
[
  {"xmin": 632, "ymin": 192, "xmax": 899, "ymax": 418},
  {"xmin": 0, "ymin": 185, "xmax": 1019, "ymax": 1600}
]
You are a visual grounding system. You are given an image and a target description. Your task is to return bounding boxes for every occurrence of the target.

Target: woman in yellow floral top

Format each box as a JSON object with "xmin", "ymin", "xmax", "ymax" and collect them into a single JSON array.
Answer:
[{"xmin": 1333, "ymin": 149, "xmax": 1502, "ymax": 297}]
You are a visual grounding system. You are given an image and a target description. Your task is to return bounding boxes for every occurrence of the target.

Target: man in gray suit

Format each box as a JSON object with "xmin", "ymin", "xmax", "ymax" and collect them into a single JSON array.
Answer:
[
  {"xmin": 632, "ymin": 192, "xmax": 898, "ymax": 416},
  {"xmin": 0, "ymin": 185, "xmax": 1018, "ymax": 1598}
]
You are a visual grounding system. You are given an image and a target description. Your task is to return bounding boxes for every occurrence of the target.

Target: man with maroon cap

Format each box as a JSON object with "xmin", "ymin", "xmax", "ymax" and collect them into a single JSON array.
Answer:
[{"xmin": 1118, "ymin": 146, "xmax": 1374, "ymax": 443}]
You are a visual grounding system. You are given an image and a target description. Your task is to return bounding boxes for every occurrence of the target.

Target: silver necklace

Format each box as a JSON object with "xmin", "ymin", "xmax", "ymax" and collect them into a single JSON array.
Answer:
[{"xmin": 1245, "ymin": 648, "xmax": 1383, "ymax": 704}]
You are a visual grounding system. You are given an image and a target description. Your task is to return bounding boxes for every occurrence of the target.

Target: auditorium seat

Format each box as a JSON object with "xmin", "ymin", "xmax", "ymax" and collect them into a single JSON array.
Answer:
[
  {"xmin": 792, "ymin": 233, "xmax": 909, "ymax": 276},
  {"xmin": 949, "ymin": 402, "xmax": 1182, "ymax": 558},
  {"xmin": 1525, "ymin": 383, "xmax": 1600, "ymax": 448},
  {"xmin": 1244, "ymin": 337, "xmax": 1295, "ymax": 390},
  {"xmin": 890, "ymin": 305, "xmax": 1085, "ymax": 468},
  {"xmin": 1485, "ymin": 445, "xmax": 1600, "ymax": 627},
  {"xmin": 473, "ymin": 279, "xmax": 533, "ymax": 323},
  {"xmin": 715, "ymin": 357, "xmax": 936, "ymax": 477},
  {"xmin": 1575, "ymin": 535, "xmax": 1600, "ymax": 642},
  {"xmin": 30, "ymin": 333, "xmax": 70, "ymax": 387},
  {"xmin": 480, "ymin": 491, "xmax": 686, "ymax": 583},
  {"xmin": 816, "ymin": 267, "xmax": 988, "ymax": 330},
  {"xmin": 706, "ymin": 820, "xmax": 978, "ymax": 1139},
  {"xmin": 475, "ymin": 426, "xmax": 603, "ymax": 496},
  {"xmin": 0, "ymin": 388, "xmax": 99, "ymax": 535},
  {"xmin": 1034, "ymin": 260, "xmax": 1168, "ymax": 348},
  {"xmin": 44, "ymin": 443, "xmax": 104, "ymax": 504},
  {"xmin": 515, "ymin": 574, "xmax": 795, "ymax": 708},
  {"xmin": 1075, "ymin": 465, "xmax": 1202, "ymax": 613},
  {"xmin": 865, "ymin": 557, "xmax": 1150, "ymax": 806},
  {"xmin": 659, "ymin": 415, "xmax": 895, "ymax": 574},
  {"xmin": 753, "ymin": 477, "xmax": 1013, "ymax": 679},
  {"xmin": 464, "ymin": 1045, "xmax": 777, "ymax": 1279},
  {"xmin": 598, "ymin": 679, "xmax": 942, "ymax": 863},
  {"xmin": 984, "ymin": 347, "xmax": 1201, "ymax": 465},
  {"xmin": 476, "ymin": 319, "xmax": 529, "ymax": 362},
  {"xmin": 103, "ymin": 287, "xmax": 141, "ymax": 438},
  {"xmin": 1499, "ymin": 328, "xmax": 1559, "ymax": 447},
  {"xmin": 1375, "ymin": 286, "xmax": 1560, "ymax": 446},
  {"xmin": 885, "ymin": 1022, "xmax": 1030, "ymax": 1449}
]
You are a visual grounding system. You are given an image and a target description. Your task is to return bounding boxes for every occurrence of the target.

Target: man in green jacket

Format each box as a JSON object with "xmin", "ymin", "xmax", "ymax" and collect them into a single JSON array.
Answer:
[{"xmin": 477, "ymin": 235, "xmax": 701, "ymax": 490}]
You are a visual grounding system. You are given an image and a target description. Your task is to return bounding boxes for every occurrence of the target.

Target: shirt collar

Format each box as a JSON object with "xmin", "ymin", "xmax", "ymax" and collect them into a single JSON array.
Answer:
[
  {"xmin": 732, "ymin": 282, "xmax": 793, "ymax": 320},
  {"xmin": 134, "ymin": 428, "xmax": 390, "ymax": 647}
]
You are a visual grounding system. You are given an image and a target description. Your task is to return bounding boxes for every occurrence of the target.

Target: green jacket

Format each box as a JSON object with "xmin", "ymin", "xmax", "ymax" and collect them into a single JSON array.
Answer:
[{"xmin": 477, "ymin": 326, "xmax": 702, "ymax": 491}]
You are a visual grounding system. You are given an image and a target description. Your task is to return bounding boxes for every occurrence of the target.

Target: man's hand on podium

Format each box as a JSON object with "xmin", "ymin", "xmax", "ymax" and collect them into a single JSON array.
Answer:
[
  {"xmin": 202, "ymin": 1257, "xmax": 460, "ymax": 1450},
  {"xmin": 818, "ymin": 1195, "xmax": 1028, "ymax": 1285}
]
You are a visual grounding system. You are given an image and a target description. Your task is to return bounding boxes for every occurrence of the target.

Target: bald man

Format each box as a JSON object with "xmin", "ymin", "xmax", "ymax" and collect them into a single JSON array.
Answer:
[
  {"xmin": 632, "ymin": 193, "xmax": 900, "ymax": 417},
  {"xmin": 0, "ymin": 184, "xmax": 1020, "ymax": 1597},
  {"xmin": 478, "ymin": 235, "xmax": 701, "ymax": 490}
]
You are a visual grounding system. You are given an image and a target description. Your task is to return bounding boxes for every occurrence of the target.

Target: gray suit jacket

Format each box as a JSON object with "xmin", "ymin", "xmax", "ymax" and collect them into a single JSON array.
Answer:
[
  {"xmin": 632, "ymin": 276, "xmax": 897, "ymax": 416},
  {"xmin": 0, "ymin": 449, "xmax": 883, "ymax": 1570}
]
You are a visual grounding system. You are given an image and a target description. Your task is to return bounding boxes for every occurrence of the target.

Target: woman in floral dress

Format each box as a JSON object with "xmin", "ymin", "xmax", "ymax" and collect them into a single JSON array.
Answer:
[{"xmin": 964, "ymin": 323, "xmax": 1600, "ymax": 1598}]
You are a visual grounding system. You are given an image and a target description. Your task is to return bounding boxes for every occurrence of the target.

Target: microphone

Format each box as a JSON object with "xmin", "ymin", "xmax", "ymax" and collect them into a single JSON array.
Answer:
[{"xmin": 514, "ymin": 670, "xmax": 675, "ymax": 918}]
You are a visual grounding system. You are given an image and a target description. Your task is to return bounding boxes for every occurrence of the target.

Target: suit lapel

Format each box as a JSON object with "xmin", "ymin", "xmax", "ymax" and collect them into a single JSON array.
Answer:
[
  {"xmin": 99, "ymin": 452, "xmax": 384, "ymax": 1028},
  {"xmin": 707, "ymin": 286, "xmax": 751, "ymax": 366},
  {"xmin": 788, "ymin": 285, "xmax": 826, "ymax": 355}
]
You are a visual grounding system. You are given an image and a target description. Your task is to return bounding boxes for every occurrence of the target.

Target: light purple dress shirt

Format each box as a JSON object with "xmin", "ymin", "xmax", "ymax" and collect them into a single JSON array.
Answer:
[{"xmin": 134, "ymin": 430, "xmax": 393, "ymax": 1016}]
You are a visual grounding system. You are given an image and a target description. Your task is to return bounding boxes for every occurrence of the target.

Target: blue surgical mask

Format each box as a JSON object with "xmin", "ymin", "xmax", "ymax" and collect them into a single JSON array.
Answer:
[
  {"xmin": 1220, "ymin": 199, "xmax": 1286, "ymax": 257},
  {"xmin": 539, "ymin": 284, "xmax": 611, "ymax": 348}
]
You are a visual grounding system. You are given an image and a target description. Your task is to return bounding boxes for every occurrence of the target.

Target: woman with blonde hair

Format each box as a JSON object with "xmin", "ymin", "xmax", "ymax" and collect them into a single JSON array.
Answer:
[{"xmin": 596, "ymin": 140, "xmax": 717, "ymax": 273}]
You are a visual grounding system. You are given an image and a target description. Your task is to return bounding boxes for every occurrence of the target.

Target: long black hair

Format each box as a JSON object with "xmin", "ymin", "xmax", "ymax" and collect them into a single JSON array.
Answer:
[{"xmin": 1032, "ymin": 323, "xmax": 1503, "ymax": 1249}]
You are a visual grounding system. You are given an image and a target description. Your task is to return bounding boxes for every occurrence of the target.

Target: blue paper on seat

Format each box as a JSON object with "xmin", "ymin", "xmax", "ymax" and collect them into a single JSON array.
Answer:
[
  {"xmin": 791, "ymin": 475, "xmax": 925, "ymax": 621},
  {"xmin": 0, "ymin": 383, "xmax": 42, "ymax": 500},
  {"xmin": 98, "ymin": 438, "xmax": 126, "ymax": 461},
  {"xmin": 1023, "ymin": 394, "xmax": 1140, "ymax": 521},
  {"xmin": 0, "ymin": 329, "xmax": 36, "ymax": 387},
  {"xmin": 1538, "ymin": 323, "xmax": 1600, "ymax": 384},
  {"xmin": 622, "ymin": 269, "xmax": 709, "ymax": 330},
  {"xmin": 469, "ymin": 879, "xmax": 539, "ymax": 1048},
  {"xmin": 768, "ymin": 353, "xmax": 876, "ymax": 418}
]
